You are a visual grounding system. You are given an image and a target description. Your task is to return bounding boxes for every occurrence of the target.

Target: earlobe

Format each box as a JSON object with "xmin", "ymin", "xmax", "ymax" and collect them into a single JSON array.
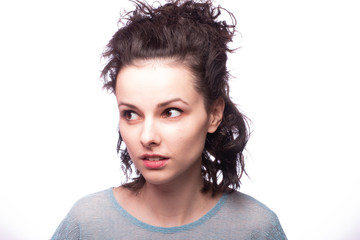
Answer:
[{"xmin": 208, "ymin": 98, "xmax": 225, "ymax": 133}]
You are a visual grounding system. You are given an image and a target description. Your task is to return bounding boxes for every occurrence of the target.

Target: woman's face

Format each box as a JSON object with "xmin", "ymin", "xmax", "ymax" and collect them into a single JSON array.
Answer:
[{"xmin": 115, "ymin": 59, "xmax": 222, "ymax": 186}]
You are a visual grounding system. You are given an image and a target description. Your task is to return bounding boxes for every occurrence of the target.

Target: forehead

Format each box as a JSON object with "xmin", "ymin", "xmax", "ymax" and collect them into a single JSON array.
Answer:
[{"xmin": 115, "ymin": 59, "xmax": 202, "ymax": 104}]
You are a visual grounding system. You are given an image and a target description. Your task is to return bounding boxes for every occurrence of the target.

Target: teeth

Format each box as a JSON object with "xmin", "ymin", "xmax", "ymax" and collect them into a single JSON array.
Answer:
[{"xmin": 146, "ymin": 157, "xmax": 163, "ymax": 161}]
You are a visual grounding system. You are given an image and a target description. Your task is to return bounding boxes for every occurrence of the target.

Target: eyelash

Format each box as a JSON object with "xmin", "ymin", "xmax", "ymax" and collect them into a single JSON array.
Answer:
[
  {"xmin": 121, "ymin": 110, "xmax": 140, "ymax": 121},
  {"xmin": 162, "ymin": 108, "xmax": 183, "ymax": 118},
  {"xmin": 121, "ymin": 108, "xmax": 183, "ymax": 121}
]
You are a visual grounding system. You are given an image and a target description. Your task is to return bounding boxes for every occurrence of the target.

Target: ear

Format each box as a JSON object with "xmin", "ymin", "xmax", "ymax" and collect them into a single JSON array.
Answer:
[{"xmin": 207, "ymin": 98, "xmax": 225, "ymax": 133}]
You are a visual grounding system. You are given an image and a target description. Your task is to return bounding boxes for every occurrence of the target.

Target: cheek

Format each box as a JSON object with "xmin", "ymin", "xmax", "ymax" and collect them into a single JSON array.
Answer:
[
  {"xmin": 168, "ymin": 121, "xmax": 208, "ymax": 153},
  {"xmin": 119, "ymin": 124, "xmax": 138, "ymax": 152}
]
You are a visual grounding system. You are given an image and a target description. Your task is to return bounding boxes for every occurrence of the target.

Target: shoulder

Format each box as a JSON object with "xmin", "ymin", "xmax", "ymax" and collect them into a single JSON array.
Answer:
[
  {"xmin": 218, "ymin": 191, "xmax": 287, "ymax": 239},
  {"xmin": 224, "ymin": 191, "xmax": 280, "ymax": 224},
  {"xmin": 225, "ymin": 191, "xmax": 276, "ymax": 218},
  {"xmin": 51, "ymin": 188, "xmax": 114, "ymax": 240},
  {"xmin": 68, "ymin": 188, "xmax": 113, "ymax": 220},
  {"xmin": 73, "ymin": 188, "xmax": 112, "ymax": 207}
]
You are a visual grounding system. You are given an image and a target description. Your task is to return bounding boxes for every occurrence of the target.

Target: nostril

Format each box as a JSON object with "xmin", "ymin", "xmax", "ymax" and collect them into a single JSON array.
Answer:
[{"xmin": 140, "ymin": 126, "xmax": 160, "ymax": 147}]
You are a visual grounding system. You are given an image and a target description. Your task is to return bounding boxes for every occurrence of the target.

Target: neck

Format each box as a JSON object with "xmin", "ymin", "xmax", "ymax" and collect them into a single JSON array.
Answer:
[
  {"xmin": 115, "ymin": 162, "xmax": 223, "ymax": 228},
  {"xmin": 137, "ymin": 173, "xmax": 210, "ymax": 227}
]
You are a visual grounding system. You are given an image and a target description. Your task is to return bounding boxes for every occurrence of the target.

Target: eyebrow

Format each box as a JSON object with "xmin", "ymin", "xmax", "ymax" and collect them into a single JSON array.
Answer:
[
  {"xmin": 157, "ymin": 98, "xmax": 189, "ymax": 108},
  {"xmin": 118, "ymin": 102, "xmax": 138, "ymax": 109},
  {"xmin": 118, "ymin": 98, "xmax": 189, "ymax": 108}
]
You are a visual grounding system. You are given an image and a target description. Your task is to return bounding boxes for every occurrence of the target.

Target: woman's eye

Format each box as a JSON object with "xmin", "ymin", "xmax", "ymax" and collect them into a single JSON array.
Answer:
[
  {"xmin": 163, "ymin": 108, "xmax": 183, "ymax": 118},
  {"xmin": 122, "ymin": 111, "xmax": 140, "ymax": 121}
]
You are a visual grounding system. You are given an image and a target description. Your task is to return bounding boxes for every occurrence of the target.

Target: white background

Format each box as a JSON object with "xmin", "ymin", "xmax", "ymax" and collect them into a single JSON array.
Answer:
[{"xmin": 0, "ymin": 0, "xmax": 359, "ymax": 239}]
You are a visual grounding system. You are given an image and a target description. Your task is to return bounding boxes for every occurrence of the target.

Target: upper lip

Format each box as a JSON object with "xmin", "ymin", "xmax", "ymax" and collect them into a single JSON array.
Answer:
[{"xmin": 140, "ymin": 154, "xmax": 169, "ymax": 160}]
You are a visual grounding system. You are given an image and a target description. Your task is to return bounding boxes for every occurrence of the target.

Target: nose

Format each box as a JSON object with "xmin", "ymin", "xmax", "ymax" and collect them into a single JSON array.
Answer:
[{"xmin": 140, "ymin": 118, "xmax": 161, "ymax": 148}]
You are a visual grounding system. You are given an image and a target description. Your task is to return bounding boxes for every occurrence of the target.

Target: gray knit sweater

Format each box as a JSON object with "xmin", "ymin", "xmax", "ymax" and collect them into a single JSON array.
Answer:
[{"xmin": 51, "ymin": 188, "xmax": 287, "ymax": 240}]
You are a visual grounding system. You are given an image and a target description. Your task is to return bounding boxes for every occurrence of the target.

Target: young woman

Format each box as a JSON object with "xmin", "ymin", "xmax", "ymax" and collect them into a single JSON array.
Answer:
[{"xmin": 52, "ymin": 1, "xmax": 287, "ymax": 239}]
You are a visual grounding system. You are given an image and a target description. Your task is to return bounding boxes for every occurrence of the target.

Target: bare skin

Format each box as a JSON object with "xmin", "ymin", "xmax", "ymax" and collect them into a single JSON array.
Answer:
[
  {"xmin": 113, "ymin": 59, "xmax": 224, "ymax": 227},
  {"xmin": 113, "ymin": 181, "xmax": 222, "ymax": 227}
]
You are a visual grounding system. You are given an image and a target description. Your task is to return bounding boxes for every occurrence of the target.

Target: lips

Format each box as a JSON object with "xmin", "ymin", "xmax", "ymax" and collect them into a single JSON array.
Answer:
[
  {"xmin": 140, "ymin": 154, "xmax": 168, "ymax": 161},
  {"xmin": 144, "ymin": 157, "xmax": 166, "ymax": 161},
  {"xmin": 140, "ymin": 154, "xmax": 169, "ymax": 169}
]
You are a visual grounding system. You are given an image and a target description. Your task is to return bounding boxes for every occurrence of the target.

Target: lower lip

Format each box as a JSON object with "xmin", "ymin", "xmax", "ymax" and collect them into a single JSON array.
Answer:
[{"xmin": 142, "ymin": 159, "xmax": 168, "ymax": 169}]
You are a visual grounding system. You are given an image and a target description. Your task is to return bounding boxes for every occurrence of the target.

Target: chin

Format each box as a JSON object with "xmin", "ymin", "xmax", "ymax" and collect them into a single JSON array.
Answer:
[
  {"xmin": 143, "ymin": 175, "xmax": 172, "ymax": 186},
  {"xmin": 141, "ymin": 171, "xmax": 178, "ymax": 186}
]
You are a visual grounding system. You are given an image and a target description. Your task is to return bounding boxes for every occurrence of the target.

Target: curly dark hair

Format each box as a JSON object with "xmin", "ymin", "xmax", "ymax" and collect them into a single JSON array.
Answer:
[{"xmin": 101, "ymin": 0, "xmax": 250, "ymax": 194}]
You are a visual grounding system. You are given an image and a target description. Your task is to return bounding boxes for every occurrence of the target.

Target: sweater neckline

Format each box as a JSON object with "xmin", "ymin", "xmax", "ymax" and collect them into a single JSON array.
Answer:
[{"xmin": 108, "ymin": 187, "xmax": 228, "ymax": 233}]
